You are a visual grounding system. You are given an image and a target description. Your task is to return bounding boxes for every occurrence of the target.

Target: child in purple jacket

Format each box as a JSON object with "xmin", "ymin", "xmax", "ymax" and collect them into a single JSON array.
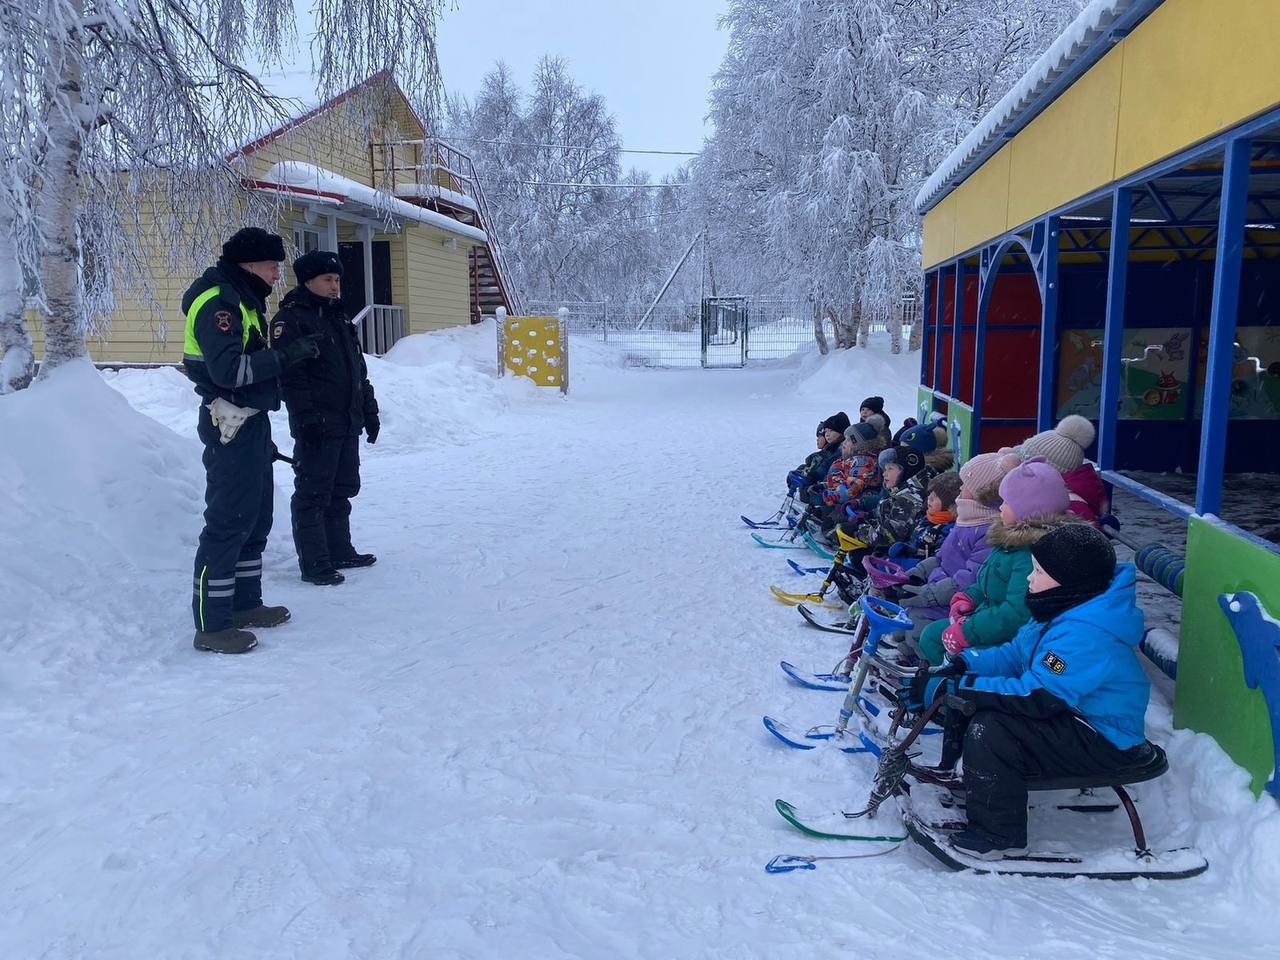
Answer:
[{"xmin": 898, "ymin": 451, "xmax": 1011, "ymax": 645}]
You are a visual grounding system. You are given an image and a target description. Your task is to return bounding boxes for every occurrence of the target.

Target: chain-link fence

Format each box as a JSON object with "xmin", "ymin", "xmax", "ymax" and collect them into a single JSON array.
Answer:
[{"xmin": 525, "ymin": 297, "xmax": 916, "ymax": 368}]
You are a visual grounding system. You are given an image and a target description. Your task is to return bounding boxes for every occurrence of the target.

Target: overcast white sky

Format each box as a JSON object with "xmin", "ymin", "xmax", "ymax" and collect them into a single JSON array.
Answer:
[
  {"xmin": 258, "ymin": 1, "xmax": 728, "ymax": 180},
  {"xmin": 436, "ymin": 0, "xmax": 728, "ymax": 178}
]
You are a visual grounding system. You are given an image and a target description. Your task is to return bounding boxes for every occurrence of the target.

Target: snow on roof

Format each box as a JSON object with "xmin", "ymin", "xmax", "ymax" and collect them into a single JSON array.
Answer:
[
  {"xmin": 394, "ymin": 182, "xmax": 478, "ymax": 212},
  {"xmin": 260, "ymin": 161, "xmax": 488, "ymax": 244},
  {"xmin": 915, "ymin": 0, "xmax": 1162, "ymax": 215}
]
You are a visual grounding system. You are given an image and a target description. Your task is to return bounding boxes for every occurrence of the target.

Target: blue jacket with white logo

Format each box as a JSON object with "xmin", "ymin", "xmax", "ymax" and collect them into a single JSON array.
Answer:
[{"xmin": 960, "ymin": 564, "xmax": 1150, "ymax": 749}]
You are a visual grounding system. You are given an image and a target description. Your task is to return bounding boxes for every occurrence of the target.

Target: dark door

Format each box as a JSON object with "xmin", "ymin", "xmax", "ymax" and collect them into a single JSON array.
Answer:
[{"xmin": 337, "ymin": 240, "xmax": 394, "ymax": 317}]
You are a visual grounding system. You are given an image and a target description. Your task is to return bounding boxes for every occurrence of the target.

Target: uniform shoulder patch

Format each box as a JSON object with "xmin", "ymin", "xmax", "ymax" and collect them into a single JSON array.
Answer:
[
  {"xmin": 213, "ymin": 309, "xmax": 233, "ymax": 333},
  {"xmin": 1041, "ymin": 651, "xmax": 1067, "ymax": 675},
  {"xmin": 272, "ymin": 321, "xmax": 286, "ymax": 341}
]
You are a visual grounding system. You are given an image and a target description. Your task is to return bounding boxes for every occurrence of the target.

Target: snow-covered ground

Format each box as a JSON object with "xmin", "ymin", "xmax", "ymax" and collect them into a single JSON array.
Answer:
[{"xmin": 2, "ymin": 326, "xmax": 1278, "ymax": 959}]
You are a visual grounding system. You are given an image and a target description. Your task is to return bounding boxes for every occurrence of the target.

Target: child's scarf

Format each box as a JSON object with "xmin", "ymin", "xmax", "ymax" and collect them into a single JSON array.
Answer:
[{"xmin": 955, "ymin": 497, "xmax": 999, "ymax": 528}]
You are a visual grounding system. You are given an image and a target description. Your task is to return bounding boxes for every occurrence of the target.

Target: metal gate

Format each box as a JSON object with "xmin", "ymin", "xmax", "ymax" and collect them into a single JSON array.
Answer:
[{"xmin": 701, "ymin": 297, "xmax": 748, "ymax": 368}]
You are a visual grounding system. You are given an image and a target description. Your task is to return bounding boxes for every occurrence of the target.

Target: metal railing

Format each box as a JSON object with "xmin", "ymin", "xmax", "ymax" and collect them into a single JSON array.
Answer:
[
  {"xmin": 372, "ymin": 137, "xmax": 526, "ymax": 316},
  {"xmin": 532, "ymin": 296, "xmax": 919, "ymax": 368},
  {"xmin": 353, "ymin": 304, "xmax": 406, "ymax": 356}
]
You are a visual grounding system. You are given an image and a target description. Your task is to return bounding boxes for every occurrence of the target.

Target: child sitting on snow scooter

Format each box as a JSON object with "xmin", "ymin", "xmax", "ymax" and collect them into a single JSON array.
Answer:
[
  {"xmin": 898, "ymin": 523, "xmax": 1151, "ymax": 859},
  {"xmin": 789, "ymin": 413, "xmax": 850, "ymax": 505},
  {"xmin": 1018, "ymin": 415, "xmax": 1108, "ymax": 525},
  {"xmin": 917, "ymin": 457, "xmax": 1076, "ymax": 666},
  {"xmin": 818, "ymin": 422, "xmax": 885, "ymax": 530},
  {"xmin": 785, "ymin": 422, "xmax": 828, "ymax": 497},
  {"xmin": 896, "ymin": 471, "xmax": 960, "ymax": 560},
  {"xmin": 847, "ymin": 447, "xmax": 929, "ymax": 552},
  {"xmin": 897, "ymin": 452, "xmax": 1009, "ymax": 649}
]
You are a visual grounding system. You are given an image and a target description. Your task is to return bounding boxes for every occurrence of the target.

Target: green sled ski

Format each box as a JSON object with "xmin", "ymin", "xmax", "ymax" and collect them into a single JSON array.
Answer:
[{"xmin": 774, "ymin": 799, "xmax": 907, "ymax": 842}]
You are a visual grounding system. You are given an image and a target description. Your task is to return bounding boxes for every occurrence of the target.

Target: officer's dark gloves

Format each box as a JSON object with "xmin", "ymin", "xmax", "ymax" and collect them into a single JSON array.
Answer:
[
  {"xmin": 298, "ymin": 421, "xmax": 323, "ymax": 447},
  {"xmin": 365, "ymin": 414, "xmax": 380, "ymax": 445},
  {"xmin": 281, "ymin": 333, "xmax": 323, "ymax": 368}
]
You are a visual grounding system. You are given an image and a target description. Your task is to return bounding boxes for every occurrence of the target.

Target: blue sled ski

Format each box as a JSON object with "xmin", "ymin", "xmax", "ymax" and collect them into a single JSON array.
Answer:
[
  {"xmin": 801, "ymin": 530, "xmax": 835, "ymax": 560},
  {"xmin": 741, "ymin": 515, "xmax": 788, "ymax": 529},
  {"xmin": 779, "ymin": 661, "xmax": 848, "ymax": 692},
  {"xmin": 751, "ymin": 532, "xmax": 808, "ymax": 550},
  {"xmin": 761, "ymin": 716, "xmax": 875, "ymax": 754},
  {"xmin": 787, "ymin": 559, "xmax": 828, "ymax": 576}
]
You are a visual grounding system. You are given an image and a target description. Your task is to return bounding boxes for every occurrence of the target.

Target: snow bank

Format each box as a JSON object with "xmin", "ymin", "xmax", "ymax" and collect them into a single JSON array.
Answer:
[
  {"xmin": 793, "ymin": 337, "xmax": 923, "ymax": 428},
  {"xmin": 0, "ymin": 360, "xmax": 202, "ymax": 668}
]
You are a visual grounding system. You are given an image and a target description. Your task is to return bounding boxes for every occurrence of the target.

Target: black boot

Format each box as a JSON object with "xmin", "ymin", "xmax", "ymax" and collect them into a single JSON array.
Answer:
[
  {"xmin": 302, "ymin": 568, "xmax": 345, "ymax": 586},
  {"xmin": 232, "ymin": 604, "xmax": 291, "ymax": 628},
  {"xmin": 332, "ymin": 553, "xmax": 376, "ymax": 569},
  {"xmin": 193, "ymin": 627, "xmax": 258, "ymax": 654}
]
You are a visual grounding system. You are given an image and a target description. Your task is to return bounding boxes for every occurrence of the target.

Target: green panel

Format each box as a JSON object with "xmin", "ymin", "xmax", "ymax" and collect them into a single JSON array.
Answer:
[
  {"xmin": 948, "ymin": 403, "xmax": 975, "ymax": 467},
  {"xmin": 916, "ymin": 386, "xmax": 934, "ymax": 425},
  {"xmin": 1173, "ymin": 517, "xmax": 1280, "ymax": 796}
]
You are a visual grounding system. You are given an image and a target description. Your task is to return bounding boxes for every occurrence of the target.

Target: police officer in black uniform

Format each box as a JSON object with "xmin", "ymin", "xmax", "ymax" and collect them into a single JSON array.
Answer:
[
  {"xmin": 182, "ymin": 228, "xmax": 322, "ymax": 654},
  {"xmin": 272, "ymin": 249, "xmax": 381, "ymax": 585}
]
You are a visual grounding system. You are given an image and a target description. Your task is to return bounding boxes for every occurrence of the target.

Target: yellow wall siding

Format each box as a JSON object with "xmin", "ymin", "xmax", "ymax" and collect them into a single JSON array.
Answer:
[
  {"xmin": 6, "ymin": 87, "xmax": 473, "ymax": 369},
  {"xmin": 246, "ymin": 97, "xmax": 378, "ymax": 185},
  {"xmin": 952, "ymin": 144, "xmax": 1012, "ymax": 257},
  {"xmin": 1114, "ymin": 0, "xmax": 1280, "ymax": 178},
  {"xmin": 1006, "ymin": 45, "xmax": 1125, "ymax": 232},
  {"xmin": 403, "ymin": 225, "xmax": 475, "ymax": 333},
  {"xmin": 920, "ymin": 0, "xmax": 1280, "ymax": 268},
  {"xmin": 921, "ymin": 194, "xmax": 958, "ymax": 269}
]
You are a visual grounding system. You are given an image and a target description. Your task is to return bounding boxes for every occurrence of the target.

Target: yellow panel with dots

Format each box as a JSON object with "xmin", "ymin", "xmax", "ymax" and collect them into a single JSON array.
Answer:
[{"xmin": 502, "ymin": 316, "xmax": 567, "ymax": 393}]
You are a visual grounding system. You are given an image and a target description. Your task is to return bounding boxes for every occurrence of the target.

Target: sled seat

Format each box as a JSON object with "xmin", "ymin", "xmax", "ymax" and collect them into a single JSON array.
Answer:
[{"xmin": 1025, "ymin": 742, "xmax": 1168, "ymax": 855}]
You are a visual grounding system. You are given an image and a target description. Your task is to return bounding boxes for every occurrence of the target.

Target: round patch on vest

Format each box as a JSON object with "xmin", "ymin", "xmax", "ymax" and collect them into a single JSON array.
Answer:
[
  {"xmin": 272, "ymin": 322, "xmax": 285, "ymax": 341},
  {"xmin": 213, "ymin": 310, "xmax": 233, "ymax": 332}
]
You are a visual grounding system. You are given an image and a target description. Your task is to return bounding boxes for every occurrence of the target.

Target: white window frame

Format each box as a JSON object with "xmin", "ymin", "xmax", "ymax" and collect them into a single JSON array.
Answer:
[{"xmin": 294, "ymin": 226, "xmax": 322, "ymax": 254}]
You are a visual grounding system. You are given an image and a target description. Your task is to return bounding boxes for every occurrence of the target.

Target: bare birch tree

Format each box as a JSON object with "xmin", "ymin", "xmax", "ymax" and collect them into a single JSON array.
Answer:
[{"xmin": 0, "ymin": 0, "xmax": 445, "ymax": 387}]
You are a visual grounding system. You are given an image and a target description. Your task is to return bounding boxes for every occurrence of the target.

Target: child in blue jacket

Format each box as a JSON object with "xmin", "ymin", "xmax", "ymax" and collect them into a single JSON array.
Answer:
[{"xmin": 901, "ymin": 524, "xmax": 1152, "ymax": 859}]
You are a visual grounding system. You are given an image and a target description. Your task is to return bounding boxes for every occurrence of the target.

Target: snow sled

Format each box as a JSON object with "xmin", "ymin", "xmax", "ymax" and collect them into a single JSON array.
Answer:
[{"xmin": 905, "ymin": 742, "xmax": 1208, "ymax": 880}]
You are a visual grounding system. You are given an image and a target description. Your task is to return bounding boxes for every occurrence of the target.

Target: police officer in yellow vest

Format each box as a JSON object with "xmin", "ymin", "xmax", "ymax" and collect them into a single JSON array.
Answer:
[{"xmin": 182, "ymin": 227, "xmax": 322, "ymax": 654}]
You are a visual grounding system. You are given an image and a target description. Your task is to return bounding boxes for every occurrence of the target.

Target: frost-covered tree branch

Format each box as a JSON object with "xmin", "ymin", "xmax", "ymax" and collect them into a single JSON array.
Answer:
[{"xmin": 0, "ymin": 0, "xmax": 445, "ymax": 386}]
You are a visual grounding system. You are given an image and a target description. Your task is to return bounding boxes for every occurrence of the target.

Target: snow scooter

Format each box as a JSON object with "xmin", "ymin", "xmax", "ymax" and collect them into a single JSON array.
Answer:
[
  {"xmin": 769, "ymin": 690, "xmax": 1209, "ymax": 879},
  {"xmin": 769, "ymin": 525, "xmax": 868, "ymax": 608},
  {"xmin": 764, "ymin": 592, "xmax": 916, "ymax": 755}
]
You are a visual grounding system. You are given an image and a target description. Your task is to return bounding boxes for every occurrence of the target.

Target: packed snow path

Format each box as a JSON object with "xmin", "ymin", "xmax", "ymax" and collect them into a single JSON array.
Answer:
[{"xmin": 3, "ymin": 340, "xmax": 1277, "ymax": 958}]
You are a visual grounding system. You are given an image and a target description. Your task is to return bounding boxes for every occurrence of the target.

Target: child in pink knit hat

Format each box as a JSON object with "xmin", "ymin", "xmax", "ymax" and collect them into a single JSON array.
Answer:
[{"xmin": 917, "ymin": 456, "xmax": 1076, "ymax": 665}]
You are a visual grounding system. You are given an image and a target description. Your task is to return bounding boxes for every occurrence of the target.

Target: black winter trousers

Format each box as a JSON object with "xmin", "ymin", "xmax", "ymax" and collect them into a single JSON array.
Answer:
[
  {"xmin": 962, "ymin": 710, "xmax": 1146, "ymax": 847},
  {"xmin": 192, "ymin": 411, "xmax": 273, "ymax": 631},
  {"xmin": 290, "ymin": 432, "xmax": 361, "ymax": 574}
]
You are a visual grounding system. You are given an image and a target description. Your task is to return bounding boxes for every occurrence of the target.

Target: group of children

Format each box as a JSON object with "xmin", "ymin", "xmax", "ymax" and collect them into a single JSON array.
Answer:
[{"xmin": 777, "ymin": 405, "xmax": 1155, "ymax": 859}]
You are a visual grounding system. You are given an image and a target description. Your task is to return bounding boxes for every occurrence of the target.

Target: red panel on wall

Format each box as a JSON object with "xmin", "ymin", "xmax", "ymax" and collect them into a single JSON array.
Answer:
[
  {"xmin": 939, "ymin": 330, "xmax": 954, "ymax": 396},
  {"xmin": 957, "ymin": 329, "xmax": 977, "ymax": 404},
  {"xmin": 980, "ymin": 423, "xmax": 1035, "ymax": 454},
  {"xmin": 987, "ymin": 273, "xmax": 1041, "ymax": 326},
  {"xmin": 981, "ymin": 329, "xmax": 1041, "ymax": 418}
]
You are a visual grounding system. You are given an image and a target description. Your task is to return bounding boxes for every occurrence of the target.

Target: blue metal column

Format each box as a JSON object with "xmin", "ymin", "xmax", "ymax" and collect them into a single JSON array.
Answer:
[
  {"xmin": 1097, "ymin": 188, "xmax": 1132, "ymax": 471},
  {"xmin": 932, "ymin": 264, "xmax": 948, "ymax": 388},
  {"xmin": 1036, "ymin": 216, "xmax": 1061, "ymax": 430},
  {"xmin": 920, "ymin": 270, "xmax": 933, "ymax": 384},
  {"xmin": 1196, "ymin": 137, "xmax": 1251, "ymax": 515},
  {"xmin": 951, "ymin": 260, "xmax": 966, "ymax": 399},
  {"xmin": 971, "ymin": 245, "xmax": 1001, "ymax": 455}
]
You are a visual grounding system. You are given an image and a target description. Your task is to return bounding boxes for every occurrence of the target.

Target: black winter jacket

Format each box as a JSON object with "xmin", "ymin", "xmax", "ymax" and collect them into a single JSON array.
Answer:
[
  {"xmin": 271, "ymin": 286, "xmax": 378, "ymax": 436},
  {"xmin": 180, "ymin": 260, "xmax": 283, "ymax": 411}
]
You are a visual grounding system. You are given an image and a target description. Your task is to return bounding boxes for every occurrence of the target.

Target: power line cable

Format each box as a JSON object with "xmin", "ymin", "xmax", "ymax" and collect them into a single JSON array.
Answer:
[{"xmin": 442, "ymin": 135, "xmax": 700, "ymax": 156}]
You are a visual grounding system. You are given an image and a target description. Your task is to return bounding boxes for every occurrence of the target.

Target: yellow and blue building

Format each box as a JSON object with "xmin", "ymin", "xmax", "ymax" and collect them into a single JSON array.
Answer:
[{"xmin": 915, "ymin": 0, "xmax": 1280, "ymax": 797}]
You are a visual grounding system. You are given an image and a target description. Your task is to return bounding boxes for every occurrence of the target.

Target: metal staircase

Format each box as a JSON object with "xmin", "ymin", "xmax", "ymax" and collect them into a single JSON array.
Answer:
[{"xmin": 371, "ymin": 138, "xmax": 524, "ymax": 321}]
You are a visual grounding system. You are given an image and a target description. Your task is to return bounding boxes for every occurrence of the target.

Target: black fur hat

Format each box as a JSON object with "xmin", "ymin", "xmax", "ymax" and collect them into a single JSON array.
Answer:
[
  {"xmin": 222, "ymin": 227, "xmax": 286, "ymax": 264},
  {"xmin": 294, "ymin": 249, "xmax": 344, "ymax": 284}
]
